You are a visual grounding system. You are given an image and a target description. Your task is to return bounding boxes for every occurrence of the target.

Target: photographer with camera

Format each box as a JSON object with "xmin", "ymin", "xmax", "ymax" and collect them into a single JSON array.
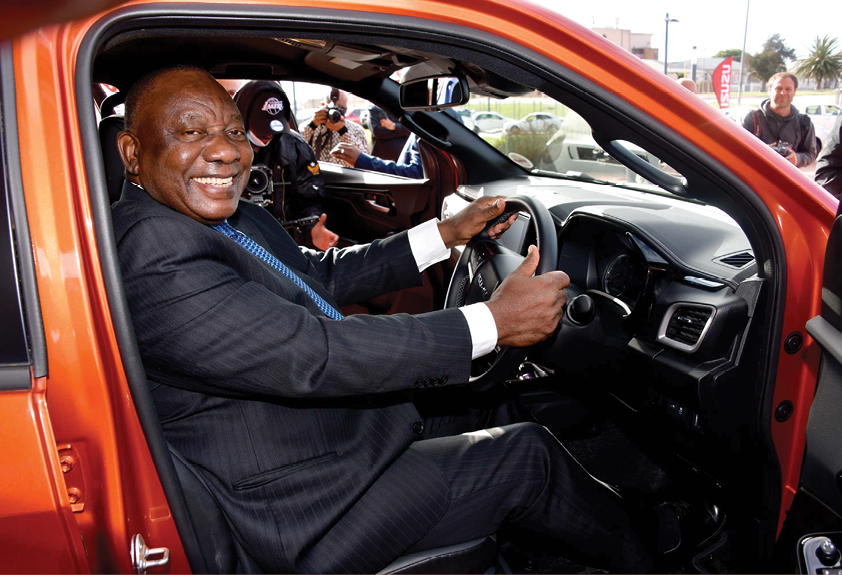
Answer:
[
  {"xmin": 742, "ymin": 72, "xmax": 817, "ymax": 168},
  {"xmin": 234, "ymin": 80, "xmax": 339, "ymax": 250},
  {"xmin": 300, "ymin": 88, "xmax": 368, "ymax": 168}
]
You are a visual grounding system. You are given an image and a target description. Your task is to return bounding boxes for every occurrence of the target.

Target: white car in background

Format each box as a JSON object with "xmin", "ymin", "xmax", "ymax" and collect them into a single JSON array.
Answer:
[
  {"xmin": 471, "ymin": 111, "xmax": 509, "ymax": 133},
  {"xmin": 537, "ymin": 110, "xmax": 661, "ymax": 183},
  {"xmin": 503, "ymin": 112, "xmax": 563, "ymax": 135},
  {"xmin": 804, "ymin": 104, "xmax": 840, "ymax": 152},
  {"xmin": 451, "ymin": 107, "xmax": 475, "ymax": 131}
]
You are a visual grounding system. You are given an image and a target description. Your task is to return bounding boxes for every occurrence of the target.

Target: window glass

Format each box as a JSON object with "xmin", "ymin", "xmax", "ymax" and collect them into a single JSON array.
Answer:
[
  {"xmin": 806, "ymin": 105, "xmax": 820, "ymax": 115},
  {"xmin": 0, "ymin": 112, "xmax": 30, "ymax": 365},
  {"xmin": 467, "ymin": 90, "xmax": 680, "ymax": 191},
  {"xmin": 827, "ymin": 105, "xmax": 841, "ymax": 116}
]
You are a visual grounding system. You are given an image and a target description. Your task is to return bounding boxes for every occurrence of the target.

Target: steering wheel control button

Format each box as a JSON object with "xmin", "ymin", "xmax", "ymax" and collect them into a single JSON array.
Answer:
[
  {"xmin": 567, "ymin": 294, "xmax": 595, "ymax": 326},
  {"xmin": 818, "ymin": 539, "xmax": 841, "ymax": 566},
  {"xmin": 412, "ymin": 422, "xmax": 424, "ymax": 435}
]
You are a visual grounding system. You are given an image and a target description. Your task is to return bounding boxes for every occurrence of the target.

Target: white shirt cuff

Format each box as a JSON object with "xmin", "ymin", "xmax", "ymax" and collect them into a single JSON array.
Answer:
[
  {"xmin": 459, "ymin": 303, "xmax": 498, "ymax": 359},
  {"xmin": 408, "ymin": 218, "xmax": 450, "ymax": 272}
]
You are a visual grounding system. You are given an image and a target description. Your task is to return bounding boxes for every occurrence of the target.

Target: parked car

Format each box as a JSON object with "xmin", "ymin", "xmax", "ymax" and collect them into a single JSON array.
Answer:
[
  {"xmin": 452, "ymin": 107, "xmax": 475, "ymax": 131},
  {"xmin": 804, "ymin": 103, "xmax": 841, "ymax": 152},
  {"xmin": 471, "ymin": 110, "xmax": 509, "ymax": 133},
  {"xmin": 537, "ymin": 110, "xmax": 660, "ymax": 182},
  {"xmin": 4, "ymin": 1, "xmax": 842, "ymax": 574},
  {"xmin": 344, "ymin": 107, "xmax": 365, "ymax": 124},
  {"xmin": 503, "ymin": 111, "xmax": 563, "ymax": 135}
]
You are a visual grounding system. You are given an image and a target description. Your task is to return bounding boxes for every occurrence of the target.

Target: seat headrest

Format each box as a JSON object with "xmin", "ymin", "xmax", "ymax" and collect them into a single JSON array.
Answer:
[{"xmin": 99, "ymin": 115, "xmax": 125, "ymax": 205}]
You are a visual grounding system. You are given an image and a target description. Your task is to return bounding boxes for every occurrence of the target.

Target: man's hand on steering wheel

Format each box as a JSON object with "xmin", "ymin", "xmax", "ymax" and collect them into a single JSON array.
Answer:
[
  {"xmin": 437, "ymin": 196, "xmax": 518, "ymax": 248},
  {"xmin": 486, "ymin": 245, "xmax": 570, "ymax": 347}
]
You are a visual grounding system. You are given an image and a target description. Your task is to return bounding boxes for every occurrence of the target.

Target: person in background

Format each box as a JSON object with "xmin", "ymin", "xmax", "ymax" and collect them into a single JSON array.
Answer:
[
  {"xmin": 332, "ymin": 106, "xmax": 464, "ymax": 179},
  {"xmin": 368, "ymin": 105, "xmax": 411, "ymax": 162},
  {"xmin": 234, "ymin": 80, "xmax": 338, "ymax": 249},
  {"xmin": 816, "ymin": 113, "xmax": 842, "ymax": 198},
  {"xmin": 299, "ymin": 88, "xmax": 368, "ymax": 167},
  {"xmin": 677, "ymin": 78, "xmax": 697, "ymax": 94},
  {"xmin": 741, "ymin": 72, "xmax": 817, "ymax": 168}
]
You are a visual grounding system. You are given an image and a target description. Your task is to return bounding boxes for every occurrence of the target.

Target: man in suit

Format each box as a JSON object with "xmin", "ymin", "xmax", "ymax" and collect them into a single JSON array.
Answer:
[{"xmin": 112, "ymin": 65, "xmax": 664, "ymax": 573}]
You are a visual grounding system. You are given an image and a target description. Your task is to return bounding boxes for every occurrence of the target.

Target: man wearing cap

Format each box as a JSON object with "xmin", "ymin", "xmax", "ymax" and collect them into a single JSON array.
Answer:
[
  {"xmin": 300, "ymin": 88, "xmax": 368, "ymax": 167},
  {"xmin": 234, "ymin": 80, "xmax": 339, "ymax": 250}
]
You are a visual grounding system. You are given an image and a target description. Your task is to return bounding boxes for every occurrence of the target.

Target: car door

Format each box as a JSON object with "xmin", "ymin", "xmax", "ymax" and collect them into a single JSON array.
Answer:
[{"xmin": 783, "ymin": 202, "xmax": 842, "ymax": 572}]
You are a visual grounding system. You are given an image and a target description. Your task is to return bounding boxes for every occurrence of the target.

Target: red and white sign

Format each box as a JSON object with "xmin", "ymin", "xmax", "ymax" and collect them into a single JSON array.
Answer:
[{"xmin": 713, "ymin": 56, "xmax": 733, "ymax": 109}]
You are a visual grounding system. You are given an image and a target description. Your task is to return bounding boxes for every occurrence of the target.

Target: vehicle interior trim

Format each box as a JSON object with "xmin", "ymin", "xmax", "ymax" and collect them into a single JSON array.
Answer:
[
  {"xmin": 1, "ymin": 41, "xmax": 47, "ymax": 381},
  {"xmin": 657, "ymin": 302, "xmax": 718, "ymax": 354}
]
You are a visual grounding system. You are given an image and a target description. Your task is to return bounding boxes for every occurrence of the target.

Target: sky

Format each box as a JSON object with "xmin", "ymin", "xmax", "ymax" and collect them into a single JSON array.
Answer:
[{"xmin": 528, "ymin": 0, "xmax": 842, "ymax": 64}]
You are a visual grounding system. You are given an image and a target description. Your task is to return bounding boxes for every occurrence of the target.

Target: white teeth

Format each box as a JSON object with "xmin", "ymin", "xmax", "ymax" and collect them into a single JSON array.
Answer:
[{"xmin": 193, "ymin": 176, "xmax": 233, "ymax": 186}]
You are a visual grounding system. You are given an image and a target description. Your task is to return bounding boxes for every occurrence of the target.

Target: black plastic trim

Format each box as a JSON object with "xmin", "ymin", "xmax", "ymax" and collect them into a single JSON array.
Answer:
[
  {"xmin": 77, "ymin": 1, "xmax": 788, "ymax": 559},
  {"xmin": 1, "ymin": 42, "xmax": 46, "ymax": 381},
  {"xmin": 0, "ymin": 365, "xmax": 31, "ymax": 391}
]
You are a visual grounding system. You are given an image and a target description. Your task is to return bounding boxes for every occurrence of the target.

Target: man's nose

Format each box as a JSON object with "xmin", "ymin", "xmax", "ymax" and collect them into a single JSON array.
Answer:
[{"xmin": 203, "ymin": 132, "xmax": 241, "ymax": 163}]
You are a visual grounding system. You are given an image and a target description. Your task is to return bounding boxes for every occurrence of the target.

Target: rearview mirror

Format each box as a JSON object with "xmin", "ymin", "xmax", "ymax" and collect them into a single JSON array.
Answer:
[{"xmin": 399, "ymin": 75, "xmax": 469, "ymax": 111}]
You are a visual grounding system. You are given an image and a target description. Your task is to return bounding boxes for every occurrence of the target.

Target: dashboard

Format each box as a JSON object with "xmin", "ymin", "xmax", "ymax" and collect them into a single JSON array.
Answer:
[{"xmin": 443, "ymin": 176, "xmax": 765, "ymax": 482}]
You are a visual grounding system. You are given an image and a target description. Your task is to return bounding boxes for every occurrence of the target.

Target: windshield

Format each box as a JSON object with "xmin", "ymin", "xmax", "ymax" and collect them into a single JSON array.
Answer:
[{"xmin": 467, "ymin": 91, "xmax": 682, "ymax": 191}]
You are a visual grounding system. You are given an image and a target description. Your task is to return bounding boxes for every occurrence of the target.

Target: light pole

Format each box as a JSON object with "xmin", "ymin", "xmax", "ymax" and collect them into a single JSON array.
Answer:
[
  {"xmin": 664, "ymin": 13, "xmax": 679, "ymax": 75},
  {"xmin": 691, "ymin": 46, "xmax": 697, "ymax": 83}
]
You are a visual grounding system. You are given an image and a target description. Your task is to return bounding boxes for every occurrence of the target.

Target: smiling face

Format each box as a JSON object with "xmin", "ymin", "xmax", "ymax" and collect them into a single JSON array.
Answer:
[
  {"xmin": 118, "ymin": 69, "xmax": 254, "ymax": 224},
  {"xmin": 769, "ymin": 76, "xmax": 797, "ymax": 114}
]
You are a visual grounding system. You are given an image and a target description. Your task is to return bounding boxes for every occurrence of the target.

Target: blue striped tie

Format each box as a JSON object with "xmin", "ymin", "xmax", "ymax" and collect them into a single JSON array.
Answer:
[{"xmin": 211, "ymin": 221, "xmax": 344, "ymax": 320}]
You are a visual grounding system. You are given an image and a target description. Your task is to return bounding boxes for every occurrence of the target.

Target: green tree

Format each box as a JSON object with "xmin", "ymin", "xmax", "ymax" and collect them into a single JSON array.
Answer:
[
  {"xmin": 714, "ymin": 49, "xmax": 742, "ymax": 62},
  {"xmin": 795, "ymin": 36, "xmax": 842, "ymax": 89},
  {"xmin": 748, "ymin": 34, "xmax": 797, "ymax": 86}
]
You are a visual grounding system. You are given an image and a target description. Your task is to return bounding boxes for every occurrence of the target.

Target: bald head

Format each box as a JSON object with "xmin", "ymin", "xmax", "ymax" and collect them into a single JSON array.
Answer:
[
  {"xmin": 117, "ymin": 67, "xmax": 253, "ymax": 224},
  {"xmin": 677, "ymin": 78, "xmax": 697, "ymax": 94}
]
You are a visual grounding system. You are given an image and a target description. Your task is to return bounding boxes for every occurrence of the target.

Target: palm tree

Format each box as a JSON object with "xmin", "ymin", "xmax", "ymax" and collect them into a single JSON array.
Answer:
[{"xmin": 795, "ymin": 36, "xmax": 842, "ymax": 89}]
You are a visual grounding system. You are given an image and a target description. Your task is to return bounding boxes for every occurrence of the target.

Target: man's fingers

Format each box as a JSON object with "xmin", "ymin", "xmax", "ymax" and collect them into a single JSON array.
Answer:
[{"xmin": 511, "ymin": 245, "xmax": 540, "ymax": 277}]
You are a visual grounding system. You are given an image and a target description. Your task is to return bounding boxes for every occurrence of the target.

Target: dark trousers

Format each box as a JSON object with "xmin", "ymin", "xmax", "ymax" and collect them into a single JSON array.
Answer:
[{"xmin": 402, "ymin": 422, "xmax": 654, "ymax": 573}]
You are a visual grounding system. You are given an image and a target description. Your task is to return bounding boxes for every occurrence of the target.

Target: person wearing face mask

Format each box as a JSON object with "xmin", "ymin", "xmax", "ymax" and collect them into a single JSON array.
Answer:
[{"xmin": 233, "ymin": 80, "xmax": 339, "ymax": 250}]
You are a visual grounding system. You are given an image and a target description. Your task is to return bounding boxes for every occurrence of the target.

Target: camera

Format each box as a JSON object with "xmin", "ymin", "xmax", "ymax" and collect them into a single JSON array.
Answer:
[
  {"xmin": 326, "ymin": 88, "xmax": 344, "ymax": 124},
  {"xmin": 771, "ymin": 141, "xmax": 792, "ymax": 157},
  {"xmin": 244, "ymin": 164, "xmax": 273, "ymax": 206}
]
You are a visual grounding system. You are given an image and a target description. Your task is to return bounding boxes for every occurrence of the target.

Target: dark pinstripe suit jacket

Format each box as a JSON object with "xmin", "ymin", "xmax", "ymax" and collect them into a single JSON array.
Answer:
[{"xmin": 112, "ymin": 183, "xmax": 473, "ymax": 573}]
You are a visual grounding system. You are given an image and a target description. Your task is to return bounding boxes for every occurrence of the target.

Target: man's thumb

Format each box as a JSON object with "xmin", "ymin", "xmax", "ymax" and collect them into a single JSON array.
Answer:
[{"xmin": 512, "ymin": 245, "xmax": 540, "ymax": 277}]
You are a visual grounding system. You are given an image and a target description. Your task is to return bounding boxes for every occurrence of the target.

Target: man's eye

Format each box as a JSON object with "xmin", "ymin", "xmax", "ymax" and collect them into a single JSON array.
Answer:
[
  {"xmin": 183, "ymin": 129, "xmax": 202, "ymax": 136},
  {"xmin": 229, "ymin": 129, "xmax": 246, "ymax": 139}
]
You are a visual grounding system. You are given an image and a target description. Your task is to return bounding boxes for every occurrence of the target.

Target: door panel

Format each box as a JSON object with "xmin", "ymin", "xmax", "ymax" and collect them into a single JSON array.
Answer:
[
  {"xmin": 319, "ymin": 163, "xmax": 433, "ymax": 244},
  {"xmin": 788, "ymin": 208, "xmax": 842, "ymax": 572}
]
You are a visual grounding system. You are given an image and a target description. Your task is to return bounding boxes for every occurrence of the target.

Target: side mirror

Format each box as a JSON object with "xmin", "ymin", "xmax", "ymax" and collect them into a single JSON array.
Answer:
[{"xmin": 399, "ymin": 75, "xmax": 469, "ymax": 111}]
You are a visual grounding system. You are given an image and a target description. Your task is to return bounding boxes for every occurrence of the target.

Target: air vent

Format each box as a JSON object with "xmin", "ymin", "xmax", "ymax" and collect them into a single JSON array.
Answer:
[
  {"xmin": 717, "ymin": 251, "xmax": 754, "ymax": 268},
  {"xmin": 658, "ymin": 304, "xmax": 716, "ymax": 353}
]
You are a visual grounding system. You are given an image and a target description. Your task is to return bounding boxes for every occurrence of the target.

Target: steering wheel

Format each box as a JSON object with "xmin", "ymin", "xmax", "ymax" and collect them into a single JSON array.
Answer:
[{"xmin": 444, "ymin": 195, "xmax": 559, "ymax": 388}]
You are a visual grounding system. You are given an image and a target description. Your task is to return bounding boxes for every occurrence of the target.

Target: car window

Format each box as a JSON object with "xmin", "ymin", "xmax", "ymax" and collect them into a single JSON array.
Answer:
[
  {"xmin": 0, "ymin": 130, "xmax": 30, "ymax": 369},
  {"xmin": 828, "ymin": 105, "xmax": 841, "ymax": 116},
  {"xmin": 806, "ymin": 105, "xmax": 821, "ymax": 115},
  {"xmin": 465, "ymin": 91, "xmax": 678, "ymax": 190}
]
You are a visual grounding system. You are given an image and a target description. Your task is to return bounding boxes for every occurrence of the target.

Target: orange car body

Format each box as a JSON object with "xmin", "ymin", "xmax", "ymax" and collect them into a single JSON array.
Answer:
[{"xmin": 1, "ymin": 0, "xmax": 836, "ymax": 572}]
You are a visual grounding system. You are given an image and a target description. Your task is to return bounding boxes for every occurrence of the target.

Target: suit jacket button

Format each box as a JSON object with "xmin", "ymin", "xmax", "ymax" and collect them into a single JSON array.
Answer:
[
  {"xmin": 441, "ymin": 376, "xmax": 448, "ymax": 385},
  {"xmin": 412, "ymin": 421, "xmax": 424, "ymax": 434},
  {"xmin": 415, "ymin": 380, "xmax": 423, "ymax": 388}
]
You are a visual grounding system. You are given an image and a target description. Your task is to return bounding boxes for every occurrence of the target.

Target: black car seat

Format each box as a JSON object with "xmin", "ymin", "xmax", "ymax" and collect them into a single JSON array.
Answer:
[{"xmin": 98, "ymin": 91, "xmax": 127, "ymax": 205}]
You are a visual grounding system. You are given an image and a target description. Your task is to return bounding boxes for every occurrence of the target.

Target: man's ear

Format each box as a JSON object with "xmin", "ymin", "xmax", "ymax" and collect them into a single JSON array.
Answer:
[{"xmin": 116, "ymin": 131, "xmax": 140, "ymax": 177}]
